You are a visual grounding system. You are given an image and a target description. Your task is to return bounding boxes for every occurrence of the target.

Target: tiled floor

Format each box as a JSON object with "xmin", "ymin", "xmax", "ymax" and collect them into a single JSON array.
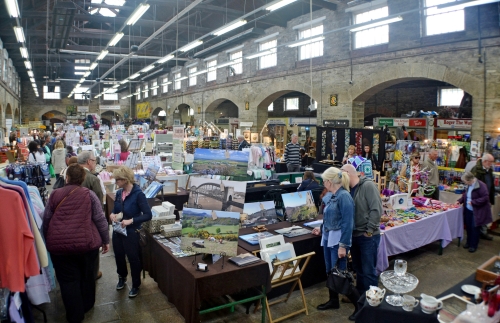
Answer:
[{"xmin": 30, "ymin": 225, "xmax": 499, "ymax": 323}]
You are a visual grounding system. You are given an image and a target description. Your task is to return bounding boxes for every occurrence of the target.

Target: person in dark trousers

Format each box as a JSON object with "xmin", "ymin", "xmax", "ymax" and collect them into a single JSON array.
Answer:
[
  {"xmin": 312, "ymin": 167, "xmax": 359, "ymax": 321},
  {"xmin": 457, "ymin": 171, "xmax": 493, "ymax": 253},
  {"xmin": 237, "ymin": 135, "xmax": 250, "ymax": 150},
  {"xmin": 362, "ymin": 144, "xmax": 378, "ymax": 171},
  {"xmin": 110, "ymin": 166, "xmax": 152, "ymax": 298},
  {"xmin": 42, "ymin": 164, "xmax": 109, "ymax": 323},
  {"xmin": 471, "ymin": 153, "xmax": 495, "ymax": 240},
  {"xmin": 284, "ymin": 134, "xmax": 301, "ymax": 172},
  {"xmin": 341, "ymin": 164, "xmax": 383, "ymax": 297},
  {"xmin": 300, "ymin": 148, "xmax": 309, "ymax": 168},
  {"xmin": 297, "ymin": 171, "xmax": 321, "ymax": 191}
]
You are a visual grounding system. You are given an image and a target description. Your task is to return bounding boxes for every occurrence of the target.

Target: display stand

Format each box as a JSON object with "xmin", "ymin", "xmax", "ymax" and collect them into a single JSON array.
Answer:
[{"xmin": 262, "ymin": 251, "xmax": 315, "ymax": 323}]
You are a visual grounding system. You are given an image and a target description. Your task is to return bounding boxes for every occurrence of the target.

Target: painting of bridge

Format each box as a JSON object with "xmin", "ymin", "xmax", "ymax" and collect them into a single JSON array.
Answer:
[
  {"xmin": 193, "ymin": 148, "xmax": 249, "ymax": 177},
  {"xmin": 180, "ymin": 207, "xmax": 240, "ymax": 256},
  {"xmin": 187, "ymin": 178, "xmax": 246, "ymax": 213}
]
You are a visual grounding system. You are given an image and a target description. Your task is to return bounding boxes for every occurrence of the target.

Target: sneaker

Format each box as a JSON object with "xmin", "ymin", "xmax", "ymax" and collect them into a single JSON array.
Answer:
[
  {"xmin": 129, "ymin": 287, "xmax": 139, "ymax": 298},
  {"xmin": 116, "ymin": 277, "xmax": 126, "ymax": 290},
  {"xmin": 95, "ymin": 271, "xmax": 102, "ymax": 280},
  {"xmin": 468, "ymin": 247, "xmax": 477, "ymax": 253}
]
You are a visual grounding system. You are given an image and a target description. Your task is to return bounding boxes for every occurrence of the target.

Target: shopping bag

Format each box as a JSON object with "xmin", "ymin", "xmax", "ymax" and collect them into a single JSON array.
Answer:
[
  {"xmin": 49, "ymin": 164, "xmax": 56, "ymax": 178},
  {"xmin": 53, "ymin": 176, "xmax": 65, "ymax": 189},
  {"xmin": 326, "ymin": 267, "xmax": 355, "ymax": 295},
  {"xmin": 112, "ymin": 222, "xmax": 128, "ymax": 236}
]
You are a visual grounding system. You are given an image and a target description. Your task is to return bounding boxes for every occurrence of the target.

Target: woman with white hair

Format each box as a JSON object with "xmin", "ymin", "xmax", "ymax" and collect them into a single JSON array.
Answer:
[
  {"xmin": 457, "ymin": 171, "xmax": 493, "ymax": 253},
  {"xmin": 311, "ymin": 167, "xmax": 358, "ymax": 320}
]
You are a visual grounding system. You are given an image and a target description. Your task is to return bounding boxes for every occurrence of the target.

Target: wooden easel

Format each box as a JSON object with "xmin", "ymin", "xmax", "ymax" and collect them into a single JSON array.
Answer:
[
  {"xmin": 373, "ymin": 170, "xmax": 387, "ymax": 192},
  {"xmin": 263, "ymin": 251, "xmax": 315, "ymax": 323}
]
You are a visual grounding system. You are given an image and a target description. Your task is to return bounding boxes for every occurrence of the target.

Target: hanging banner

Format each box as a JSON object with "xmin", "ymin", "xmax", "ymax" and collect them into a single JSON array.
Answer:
[
  {"xmin": 99, "ymin": 105, "xmax": 121, "ymax": 110},
  {"xmin": 77, "ymin": 106, "xmax": 89, "ymax": 113},
  {"xmin": 172, "ymin": 125, "xmax": 185, "ymax": 140},
  {"xmin": 136, "ymin": 102, "xmax": 152, "ymax": 119},
  {"xmin": 434, "ymin": 119, "xmax": 472, "ymax": 130}
]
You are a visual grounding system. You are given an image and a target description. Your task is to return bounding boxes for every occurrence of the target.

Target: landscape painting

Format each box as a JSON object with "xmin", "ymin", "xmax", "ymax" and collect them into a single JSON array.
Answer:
[
  {"xmin": 180, "ymin": 208, "xmax": 240, "ymax": 256},
  {"xmin": 193, "ymin": 148, "xmax": 249, "ymax": 177},
  {"xmin": 260, "ymin": 243, "xmax": 299, "ymax": 277},
  {"xmin": 282, "ymin": 190, "xmax": 318, "ymax": 222},
  {"xmin": 241, "ymin": 201, "xmax": 279, "ymax": 228},
  {"xmin": 187, "ymin": 178, "xmax": 246, "ymax": 213}
]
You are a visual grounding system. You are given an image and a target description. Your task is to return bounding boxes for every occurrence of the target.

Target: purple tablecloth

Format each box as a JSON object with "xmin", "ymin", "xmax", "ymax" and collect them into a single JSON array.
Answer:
[{"xmin": 377, "ymin": 207, "xmax": 463, "ymax": 274}]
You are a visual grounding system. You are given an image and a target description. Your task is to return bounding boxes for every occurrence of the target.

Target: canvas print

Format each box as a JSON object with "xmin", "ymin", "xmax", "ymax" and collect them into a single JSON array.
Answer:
[
  {"xmin": 180, "ymin": 208, "xmax": 240, "ymax": 257},
  {"xmin": 259, "ymin": 235, "xmax": 285, "ymax": 250},
  {"xmin": 282, "ymin": 190, "xmax": 318, "ymax": 222},
  {"xmin": 239, "ymin": 231, "xmax": 275, "ymax": 245},
  {"xmin": 260, "ymin": 243, "xmax": 299, "ymax": 277},
  {"xmin": 241, "ymin": 201, "xmax": 279, "ymax": 228},
  {"xmin": 193, "ymin": 148, "xmax": 249, "ymax": 177},
  {"xmin": 187, "ymin": 178, "xmax": 246, "ymax": 213}
]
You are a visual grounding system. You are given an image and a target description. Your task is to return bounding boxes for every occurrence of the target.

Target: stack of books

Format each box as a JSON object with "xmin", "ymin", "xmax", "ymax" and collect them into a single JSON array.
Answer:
[{"xmin": 229, "ymin": 253, "xmax": 261, "ymax": 267}]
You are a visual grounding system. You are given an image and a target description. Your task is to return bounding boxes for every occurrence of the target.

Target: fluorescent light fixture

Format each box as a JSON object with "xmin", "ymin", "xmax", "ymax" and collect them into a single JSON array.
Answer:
[
  {"xmin": 106, "ymin": 88, "xmax": 118, "ymax": 93},
  {"xmin": 75, "ymin": 66, "xmax": 90, "ymax": 70},
  {"xmin": 150, "ymin": 85, "xmax": 159, "ymax": 90},
  {"xmin": 176, "ymin": 76, "xmax": 188, "ymax": 81},
  {"xmin": 349, "ymin": 16, "xmax": 403, "ymax": 32},
  {"xmin": 74, "ymin": 71, "xmax": 85, "ymax": 75},
  {"xmin": 179, "ymin": 40, "xmax": 203, "ymax": 52},
  {"xmin": 13, "ymin": 27, "xmax": 25, "ymax": 43},
  {"xmin": 140, "ymin": 65, "xmax": 155, "ymax": 73},
  {"xmin": 112, "ymin": 84, "xmax": 120, "ymax": 88},
  {"xmin": 286, "ymin": 36, "xmax": 324, "ymax": 48},
  {"xmin": 212, "ymin": 20, "xmax": 247, "ymax": 36},
  {"xmin": 120, "ymin": 79, "xmax": 129, "ymax": 84},
  {"xmin": 191, "ymin": 69, "xmax": 207, "ymax": 76},
  {"xmin": 20, "ymin": 47, "xmax": 28, "ymax": 58},
  {"xmin": 130, "ymin": 73, "xmax": 141, "ymax": 79},
  {"xmin": 6, "ymin": 0, "xmax": 20, "ymax": 17},
  {"xmin": 68, "ymin": 93, "xmax": 74, "ymax": 98},
  {"xmin": 157, "ymin": 54, "xmax": 174, "ymax": 64},
  {"xmin": 24, "ymin": 61, "xmax": 32, "ymax": 69},
  {"xmin": 80, "ymin": 78, "xmax": 85, "ymax": 82},
  {"xmin": 266, "ymin": 0, "xmax": 297, "ymax": 12},
  {"xmin": 27, "ymin": 70, "xmax": 34, "ymax": 77},
  {"xmin": 125, "ymin": 3, "xmax": 150, "ymax": 25},
  {"xmin": 244, "ymin": 49, "xmax": 276, "ymax": 59},
  {"xmin": 437, "ymin": 0, "xmax": 500, "ymax": 10},
  {"xmin": 162, "ymin": 81, "xmax": 172, "ymax": 85},
  {"xmin": 83, "ymin": 72, "xmax": 91, "ymax": 77},
  {"xmin": 89, "ymin": 62, "xmax": 98, "ymax": 70},
  {"xmin": 216, "ymin": 59, "xmax": 241, "ymax": 68},
  {"xmin": 94, "ymin": 94, "xmax": 100, "ymax": 99},
  {"xmin": 29, "ymin": 77, "xmax": 35, "ymax": 83},
  {"xmin": 108, "ymin": 32, "xmax": 124, "ymax": 46},
  {"xmin": 97, "ymin": 50, "xmax": 109, "ymax": 60},
  {"xmin": 75, "ymin": 84, "xmax": 81, "ymax": 88}
]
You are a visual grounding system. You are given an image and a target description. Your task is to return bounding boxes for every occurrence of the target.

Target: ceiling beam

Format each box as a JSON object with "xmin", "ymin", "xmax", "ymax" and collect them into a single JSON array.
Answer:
[{"xmin": 196, "ymin": 4, "xmax": 244, "ymax": 16}]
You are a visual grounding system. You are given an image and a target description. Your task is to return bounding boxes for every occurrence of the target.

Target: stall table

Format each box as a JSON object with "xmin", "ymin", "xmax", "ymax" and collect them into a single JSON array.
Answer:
[
  {"xmin": 144, "ymin": 234, "xmax": 271, "ymax": 323},
  {"xmin": 244, "ymin": 183, "xmax": 300, "ymax": 203},
  {"xmin": 440, "ymin": 191, "xmax": 500, "ymax": 223},
  {"xmin": 377, "ymin": 207, "xmax": 463, "ymax": 274}
]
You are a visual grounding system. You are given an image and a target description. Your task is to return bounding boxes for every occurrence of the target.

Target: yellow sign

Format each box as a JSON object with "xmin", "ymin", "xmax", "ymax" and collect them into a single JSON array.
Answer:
[
  {"xmin": 330, "ymin": 94, "xmax": 338, "ymax": 106},
  {"xmin": 136, "ymin": 102, "xmax": 152, "ymax": 119}
]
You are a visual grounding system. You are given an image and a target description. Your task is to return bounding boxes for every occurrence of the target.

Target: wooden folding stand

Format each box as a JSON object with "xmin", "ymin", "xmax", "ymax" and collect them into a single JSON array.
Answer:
[{"xmin": 264, "ymin": 251, "xmax": 315, "ymax": 323}]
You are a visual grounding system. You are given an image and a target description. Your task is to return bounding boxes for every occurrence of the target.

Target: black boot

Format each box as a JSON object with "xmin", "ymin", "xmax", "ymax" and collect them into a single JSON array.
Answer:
[
  {"xmin": 346, "ymin": 288, "xmax": 361, "ymax": 321},
  {"xmin": 317, "ymin": 289, "xmax": 340, "ymax": 310}
]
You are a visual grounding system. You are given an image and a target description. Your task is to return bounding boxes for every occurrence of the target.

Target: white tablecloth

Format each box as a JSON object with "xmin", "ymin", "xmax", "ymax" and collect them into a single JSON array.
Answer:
[
  {"xmin": 377, "ymin": 207, "xmax": 463, "ymax": 274},
  {"xmin": 440, "ymin": 191, "xmax": 500, "ymax": 222}
]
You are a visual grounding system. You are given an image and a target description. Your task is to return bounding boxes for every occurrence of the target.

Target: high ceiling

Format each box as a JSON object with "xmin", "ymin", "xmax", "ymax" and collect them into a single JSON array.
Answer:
[{"xmin": 0, "ymin": 0, "xmax": 342, "ymax": 91}]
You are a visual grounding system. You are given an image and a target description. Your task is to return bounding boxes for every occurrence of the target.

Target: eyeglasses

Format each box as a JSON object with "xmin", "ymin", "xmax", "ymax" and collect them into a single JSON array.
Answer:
[{"xmin": 413, "ymin": 157, "xmax": 421, "ymax": 159}]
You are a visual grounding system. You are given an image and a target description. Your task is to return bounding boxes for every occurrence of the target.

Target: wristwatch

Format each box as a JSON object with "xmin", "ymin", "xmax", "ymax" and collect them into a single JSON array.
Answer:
[{"xmin": 366, "ymin": 232, "xmax": 373, "ymax": 237}]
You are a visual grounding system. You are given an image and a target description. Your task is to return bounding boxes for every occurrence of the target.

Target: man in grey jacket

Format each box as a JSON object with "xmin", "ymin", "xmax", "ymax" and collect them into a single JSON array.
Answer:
[
  {"xmin": 423, "ymin": 149, "xmax": 439, "ymax": 200},
  {"xmin": 341, "ymin": 164, "xmax": 383, "ymax": 295}
]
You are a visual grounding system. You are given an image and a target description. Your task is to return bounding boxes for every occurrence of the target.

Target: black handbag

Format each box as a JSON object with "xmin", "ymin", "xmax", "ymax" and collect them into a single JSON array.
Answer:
[
  {"xmin": 326, "ymin": 267, "xmax": 355, "ymax": 295},
  {"xmin": 52, "ymin": 176, "xmax": 65, "ymax": 189},
  {"xmin": 136, "ymin": 228, "xmax": 147, "ymax": 247}
]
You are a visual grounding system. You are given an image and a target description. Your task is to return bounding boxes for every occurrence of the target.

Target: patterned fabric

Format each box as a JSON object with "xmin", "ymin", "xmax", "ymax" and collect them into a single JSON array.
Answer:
[
  {"xmin": 284, "ymin": 142, "xmax": 301, "ymax": 166},
  {"xmin": 345, "ymin": 129, "xmax": 350, "ymax": 152},
  {"xmin": 331, "ymin": 130, "xmax": 337, "ymax": 160},
  {"xmin": 373, "ymin": 133, "xmax": 379, "ymax": 161}
]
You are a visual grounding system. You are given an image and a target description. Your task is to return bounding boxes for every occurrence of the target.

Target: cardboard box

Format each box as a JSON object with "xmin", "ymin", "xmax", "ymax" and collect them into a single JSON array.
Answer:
[{"xmin": 476, "ymin": 255, "xmax": 500, "ymax": 283}]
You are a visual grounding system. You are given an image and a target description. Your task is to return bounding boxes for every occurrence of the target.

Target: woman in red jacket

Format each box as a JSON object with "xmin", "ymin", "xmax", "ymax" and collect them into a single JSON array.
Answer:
[
  {"xmin": 42, "ymin": 164, "xmax": 110, "ymax": 323},
  {"xmin": 457, "ymin": 171, "xmax": 493, "ymax": 253}
]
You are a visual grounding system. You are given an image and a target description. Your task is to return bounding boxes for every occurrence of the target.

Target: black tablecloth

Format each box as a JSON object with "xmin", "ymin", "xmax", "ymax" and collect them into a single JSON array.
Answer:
[
  {"xmin": 244, "ymin": 183, "xmax": 300, "ymax": 203},
  {"xmin": 275, "ymin": 162, "xmax": 288, "ymax": 173},
  {"xmin": 436, "ymin": 273, "xmax": 481, "ymax": 298},
  {"xmin": 312, "ymin": 162, "xmax": 335, "ymax": 174}
]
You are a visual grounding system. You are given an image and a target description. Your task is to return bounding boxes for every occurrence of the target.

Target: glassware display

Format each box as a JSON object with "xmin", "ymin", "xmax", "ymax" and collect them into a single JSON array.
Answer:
[
  {"xmin": 380, "ymin": 270, "xmax": 419, "ymax": 306},
  {"xmin": 394, "ymin": 259, "xmax": 408, "ymax": 277}
]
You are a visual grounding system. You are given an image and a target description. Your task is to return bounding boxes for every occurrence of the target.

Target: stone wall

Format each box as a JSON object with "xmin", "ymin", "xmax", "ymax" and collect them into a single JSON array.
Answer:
[{"xmin": 19, "ymin": 0, "xmax": 500, "ymax": 141}]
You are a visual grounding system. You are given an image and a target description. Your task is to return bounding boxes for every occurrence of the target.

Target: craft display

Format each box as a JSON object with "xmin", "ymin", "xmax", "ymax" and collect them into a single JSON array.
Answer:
[{"xmin": 179, "ymin": 208, "xmax": 240, "ymax": 257}]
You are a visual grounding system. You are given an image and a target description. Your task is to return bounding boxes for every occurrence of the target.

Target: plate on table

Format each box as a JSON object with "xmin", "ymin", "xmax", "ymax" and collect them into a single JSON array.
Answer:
[{"xmin": 461, "ymin": 284, "xmax": 481, "ymax": 295}]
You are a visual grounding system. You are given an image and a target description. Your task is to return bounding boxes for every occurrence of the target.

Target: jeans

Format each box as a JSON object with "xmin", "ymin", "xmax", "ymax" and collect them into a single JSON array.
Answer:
[
  {"xmin": 464, "ymin": 208, "xmax": 480, "ymax": 249},
  {"xmin": 287, "ymin": 164, "xmax": 301, "ymax": 172},
  {"xmin": 323, "ymin": 243, "xmax": 350, "ymax": 273},
  {"xmin": 113, "ymin": 228, "xmax": 143, "ymax": 288},
  {"xmin": 351, "ymin": 234, "xmax": 380, "ymax": 294},
  {"xmin": 51, "ymin": 249, "xmax": 99, "ymax": 323}
]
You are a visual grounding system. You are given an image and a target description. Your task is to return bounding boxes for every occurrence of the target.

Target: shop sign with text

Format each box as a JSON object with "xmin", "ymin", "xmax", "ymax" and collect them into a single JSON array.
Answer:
[{"xmin": 435, "ymin": 119, "xmax": 472, "ymax": 129}]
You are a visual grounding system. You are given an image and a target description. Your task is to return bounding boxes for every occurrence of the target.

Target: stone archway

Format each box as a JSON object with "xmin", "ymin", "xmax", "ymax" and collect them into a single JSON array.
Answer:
[
  {"xmin": 101, "ymin": 111, "xmax": 122, "ymax": 126},
  {"xmin": 174, "ymin": 103, "xmax": 193, "ymax": 126},
  {"xmin": 14, "ymin": 108, "xmax": 19, "ymax": 124},
  {"xmin": 346, "ymin": 63, "xmax": 483, "ymax": 140},
  {"xmin": 205, "ymin": 98, "xmax": 239, "ymax": 124}
]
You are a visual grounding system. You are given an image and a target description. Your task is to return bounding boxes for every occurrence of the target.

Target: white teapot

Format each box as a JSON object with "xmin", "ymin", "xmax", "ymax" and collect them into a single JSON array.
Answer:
[{"xmin": 420, "ymin": 293, "xmax": 443, "ymax": 314}]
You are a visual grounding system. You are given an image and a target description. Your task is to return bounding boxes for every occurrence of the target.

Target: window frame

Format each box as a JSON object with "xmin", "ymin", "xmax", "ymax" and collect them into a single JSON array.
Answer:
[
  {"xmin": 229, "ymin": 51, "xmax": 243, "ymax": 75},
  {"xmin": 423, "ymin": 0, "xmax": 465, "ymax": 36},
  {"xmin": 207, "ymin": 60, "xmax": 217, "ymax": 82},
  {"xmin": 152, "ymin": 80, "xmax": 158, "ymax": 96},
  {"xmin": 162, "ymin": 77, "xmax": 169, "ymax": 93},
  {"xmin": 143, "ymin": 83, "xmax": 149, "ymax": 99},
  {"xmin": 352, "ymin": 5, "xmax": 390, "ymax": 49},
  {"xmin": 43, "ymin": 85, "xmax": 61, "ymax": 100},
  {"xmin": 174, "ymin": 72, "xmax": 181, "ymax": 90},
  {"xmin": 189, "ymin": 67, "xmax": 197, "ymax": 86},
  {"xmin": 74, "ymin": 87, "xmax": 90, "ymax": 100},
  {"xmin": 268, "ymin": 102, "xmax": 274, "ymax": 112},
  {"xmin": 298, "ymin": 24, "xmax": 324, "ymax": 60},
  {"xmin": 438, "ymin": 87, "xmax": 464, "ymax": 106},
  {"xmin": 259, "ymin": 39, "xmax": 277, "ymax": 69},
  {"xmin": 285, "ymin": 97, "xmax": 299, "ymax": 111}
]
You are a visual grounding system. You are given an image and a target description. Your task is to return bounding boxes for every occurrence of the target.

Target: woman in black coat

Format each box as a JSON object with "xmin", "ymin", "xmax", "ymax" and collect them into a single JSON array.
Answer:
[{"xmin": 362, "ymin": 144, "xmax": 378, "ymax": 171}]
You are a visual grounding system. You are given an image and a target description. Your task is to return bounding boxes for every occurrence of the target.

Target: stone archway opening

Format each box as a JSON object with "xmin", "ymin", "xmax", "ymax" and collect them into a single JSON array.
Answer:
[
  {"xmin": 353, "ymin": 78, "xmax": 470, "ymax": 139},
  {"xmin": 205, "ymin": 99, "xmax": 239, "ymax": 134},
  {"xmin": 101, "ymin": 111, "xmax": 122, "ymax": 126},
  {"xmin": 42, "ymin": 110, "xmax": 68, "ymax": 128},
  {"xmin": 174, "ymin": 103, "xmax": 192, "ymax": 126},
  {"xmin": 151, "ymin": 107, "xmax": 167, "ymax": 128}
]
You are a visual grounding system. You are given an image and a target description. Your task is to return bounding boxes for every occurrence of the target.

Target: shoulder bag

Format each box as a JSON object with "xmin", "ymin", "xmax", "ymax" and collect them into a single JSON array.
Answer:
[{"xmin": 326, "ymin": 267, "xmax": 355, "ymax": 295}]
